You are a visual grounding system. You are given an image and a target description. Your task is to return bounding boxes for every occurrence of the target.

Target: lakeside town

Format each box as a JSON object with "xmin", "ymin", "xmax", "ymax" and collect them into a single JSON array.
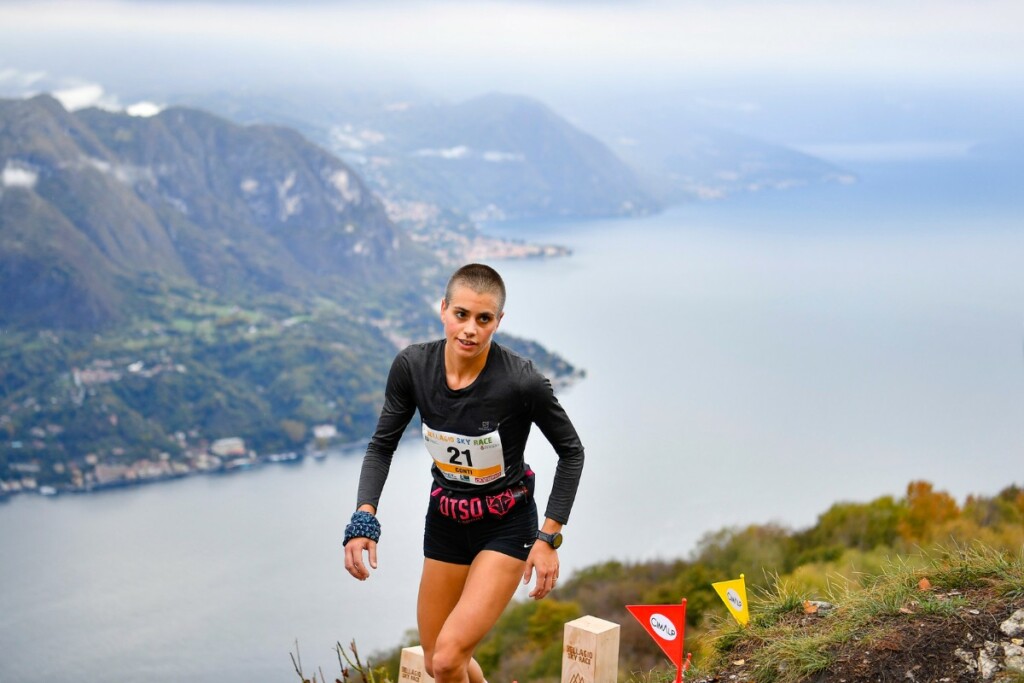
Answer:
[
  {"xmin": 0, "ymin": 425, "xmax": 350, "ymax": 500},
  {"xmin": 0, "ymin": 217, "xmax": 577, "ymax": 504},
  {"xmin": 385, "ymin": 198, "xmax": 573, "ymax": 266}
]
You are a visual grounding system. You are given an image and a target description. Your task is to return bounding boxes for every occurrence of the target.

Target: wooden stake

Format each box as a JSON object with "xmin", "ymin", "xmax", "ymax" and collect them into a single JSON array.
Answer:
[
  {"xmin": 398, "ymin": 645, "xmax": 435, "ymax": 683},
  {"xmin": 561, "ymin": 615, "xmax": 620, "ymax": 683}
]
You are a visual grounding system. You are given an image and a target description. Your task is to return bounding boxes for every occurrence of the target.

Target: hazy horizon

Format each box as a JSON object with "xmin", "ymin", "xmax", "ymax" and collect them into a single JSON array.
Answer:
[{"xmin": 2, "ymin": 0, "xmax": 1023, "ymax": 159}]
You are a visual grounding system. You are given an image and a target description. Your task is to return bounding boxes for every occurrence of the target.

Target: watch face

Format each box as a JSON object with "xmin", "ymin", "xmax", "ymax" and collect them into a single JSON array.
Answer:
[{"xmin": 539, "ymin": 531, "xmax": 563, "ymax": 549}]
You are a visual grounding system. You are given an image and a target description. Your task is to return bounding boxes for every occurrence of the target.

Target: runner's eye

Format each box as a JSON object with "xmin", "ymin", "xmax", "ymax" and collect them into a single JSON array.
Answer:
[{"xmin": 478, "ymin": 315, "xmax": 492, "ymax": 324}]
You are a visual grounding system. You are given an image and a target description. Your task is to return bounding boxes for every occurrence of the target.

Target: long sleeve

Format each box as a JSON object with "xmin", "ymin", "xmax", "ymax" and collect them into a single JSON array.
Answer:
[
  {"xmin": 355, "ymin": 350, "xmax": 417, "ymax": 511},
  {"xmin": 527, "ymin": 370, "xmax": 585, "ymax": 525}
]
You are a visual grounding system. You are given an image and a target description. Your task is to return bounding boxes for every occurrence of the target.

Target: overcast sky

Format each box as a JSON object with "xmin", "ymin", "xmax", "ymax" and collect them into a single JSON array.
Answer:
[
  {"xmin": 3, "ymin": 0, "xmax": 1022, "ymax": 85},
  {"xmin": 1, "ymin": 0, "xmax": 1022, "ymax": 145}
]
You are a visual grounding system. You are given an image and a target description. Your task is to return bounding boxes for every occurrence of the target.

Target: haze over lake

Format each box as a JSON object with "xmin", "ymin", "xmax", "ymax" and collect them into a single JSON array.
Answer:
[{"xmin": 1, "ymin": 155, "xmax": 1021, "ymax": 682}]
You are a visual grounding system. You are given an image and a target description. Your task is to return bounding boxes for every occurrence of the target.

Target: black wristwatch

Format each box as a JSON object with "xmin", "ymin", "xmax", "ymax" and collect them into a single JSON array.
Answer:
[{"xmin": 537, "ymin": 530, "xmax": 563, "ymax": 549}]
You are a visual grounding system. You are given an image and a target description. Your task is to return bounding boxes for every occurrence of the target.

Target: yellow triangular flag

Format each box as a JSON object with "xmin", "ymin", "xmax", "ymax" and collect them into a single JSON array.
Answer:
[{"xmin": 712, "ymin": 574, "xmax": 750, "ymax": 626}]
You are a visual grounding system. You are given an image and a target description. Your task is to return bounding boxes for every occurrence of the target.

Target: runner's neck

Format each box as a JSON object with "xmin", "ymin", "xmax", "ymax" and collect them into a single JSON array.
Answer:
[{"xmin": 444, "ymin": 342, "xmax": 491, "ymax": 390}]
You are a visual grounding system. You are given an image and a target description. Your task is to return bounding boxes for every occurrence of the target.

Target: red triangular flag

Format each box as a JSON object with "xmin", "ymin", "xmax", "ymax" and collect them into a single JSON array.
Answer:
[{"xmin": 626, "ymin": 600, "xmax": 687, "ymax": 669}]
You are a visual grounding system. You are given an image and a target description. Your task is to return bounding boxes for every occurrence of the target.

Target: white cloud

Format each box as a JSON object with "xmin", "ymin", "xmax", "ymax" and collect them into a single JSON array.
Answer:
[
  {"xmin": 51, "ymin": 82, "xmax": 158, "ymax": 115},
  {"xmin": 82, "ymin": 157, "xmax": 156, "ymax": 185},
  {"xmin": 414, "ymin": 146, "xmax": 470, "ymax": 160},
  {"xmin": 329, "ymin": 125, "xmax": 386, "ymax": 152},
  {"xmin": 329, "ymin": 169, "xmax": 362, "ymax": 204},
  {"xmin": 413, "ymin": 147, "xmax": 523, "ymax": 162},
  {"xmin": 0, "ymin": 67, "xmax": 47, "ymax": 88},
  {"xmin": 482, "ymin": 151, "xmax": 525, "ymax": 163},
  {"xmin": 52, "ymin": 83, "xmax": 115, "ymax": 111},
  {"xmin": 126, "ymin": 101, "xmax": 163, "ymax": 117},
  {"xmin": 2, "ymin": 162, "xmax": 38, "ymax": 189}
]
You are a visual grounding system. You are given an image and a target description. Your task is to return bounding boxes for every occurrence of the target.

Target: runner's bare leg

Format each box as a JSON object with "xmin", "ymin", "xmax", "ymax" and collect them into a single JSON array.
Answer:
[{"xmin": 418, "ymin": 552, "xmax": 525, "ymax": 683}]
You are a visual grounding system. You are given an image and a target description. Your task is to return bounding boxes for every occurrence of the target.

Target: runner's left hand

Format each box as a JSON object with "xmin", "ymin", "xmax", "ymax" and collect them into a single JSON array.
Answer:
[{"xmin": 523, "ymin": 543, "xmax": 559, "ymax": 600}]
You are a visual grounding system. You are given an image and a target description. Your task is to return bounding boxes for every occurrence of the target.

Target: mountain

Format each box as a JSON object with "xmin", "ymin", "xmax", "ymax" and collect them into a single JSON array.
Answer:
[
  {"xmin": 607, "ymin": 121, "xmax": 857, "ymax": 202},
  {"xmin": 175, "ymin": 89, "xmax": 661, "ymax": 223},
  {"xmin": 354, "ymin": 92, "xmax": 661, "ymax": 221},
  {"xmin": 0, "ymin": 94, "xmax": 425, "ymax": 331},
  {"xmin": 0, "ymin": 95, "xmax": 579, "ymax": 493},
  {"xmin": 176, "ymin": 86, "xmax": 854, "ymax": 214}
]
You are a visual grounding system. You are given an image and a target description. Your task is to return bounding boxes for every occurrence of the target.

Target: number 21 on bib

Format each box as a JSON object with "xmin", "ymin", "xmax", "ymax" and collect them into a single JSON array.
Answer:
[{"xmin": 422, "ymin": 423, "xmax": 505, "ymax": 485}]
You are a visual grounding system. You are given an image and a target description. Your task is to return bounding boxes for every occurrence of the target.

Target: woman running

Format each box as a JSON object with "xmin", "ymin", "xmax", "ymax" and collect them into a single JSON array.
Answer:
[{"xmin": 343, "ymin": 263, "xmax": 585, "ymax": 683}]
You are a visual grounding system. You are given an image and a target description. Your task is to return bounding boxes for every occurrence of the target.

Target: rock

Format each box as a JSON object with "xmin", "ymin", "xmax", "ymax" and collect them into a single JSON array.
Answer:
[
  {"xmin": 955, "ymin": 648, "xmax": 977, "ymax": 673},
  {"xmin": 803, "ymin": 600, "xmax": 834, "ymax": 615},
  {"xmin": 979, "ymin": 641, "xmax": 1001, "ymax": 680},
  {"xmin": 1001, "ymin": 609, "xmax": 1024, "ymax": 637},
  {"xmin": 1005, "ymin": 642, "xmax": 1024, "ymax": 673}
]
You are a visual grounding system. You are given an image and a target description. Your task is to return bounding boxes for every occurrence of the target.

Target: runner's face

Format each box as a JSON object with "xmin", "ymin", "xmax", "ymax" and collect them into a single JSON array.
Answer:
[{"xmin": 441, "ymin": 285, "xmax": 503, "ymax": 361}]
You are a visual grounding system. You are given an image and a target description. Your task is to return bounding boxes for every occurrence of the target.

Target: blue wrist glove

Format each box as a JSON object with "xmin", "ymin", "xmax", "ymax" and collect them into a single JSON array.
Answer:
[{"xmin": 343, "ymin": 510, "xmax": 381, "ymax": 546}]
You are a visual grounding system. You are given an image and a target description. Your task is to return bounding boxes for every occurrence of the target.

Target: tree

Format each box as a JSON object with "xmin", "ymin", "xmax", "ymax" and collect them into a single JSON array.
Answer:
[{"xmin": 898, "ymin": 480, "xmax": 959, "ymax": 543}]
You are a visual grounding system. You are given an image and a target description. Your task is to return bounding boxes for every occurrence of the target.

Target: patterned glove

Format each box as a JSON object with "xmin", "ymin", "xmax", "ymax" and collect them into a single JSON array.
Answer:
[{"xmin": 343, "ymin": 510, "xmax": 381, "ymax": 546}]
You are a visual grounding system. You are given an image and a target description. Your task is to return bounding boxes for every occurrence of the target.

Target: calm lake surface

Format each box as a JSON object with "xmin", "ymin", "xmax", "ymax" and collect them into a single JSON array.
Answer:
[{"xmin": 2, "ymin": 158, "xmax": 1022, "ymax": 682}]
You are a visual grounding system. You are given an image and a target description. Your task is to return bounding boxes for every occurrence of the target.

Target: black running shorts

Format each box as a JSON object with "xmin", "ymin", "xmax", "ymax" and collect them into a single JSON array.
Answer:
[{"xmin": 423, "ymin": 472, "xmax": 538, "ymax": 564}]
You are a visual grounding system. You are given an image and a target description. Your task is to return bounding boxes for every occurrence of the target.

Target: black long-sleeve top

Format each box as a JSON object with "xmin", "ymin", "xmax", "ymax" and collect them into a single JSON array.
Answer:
[{"xmin": 356, "ymin": 339, "xmax": 585, "ymax": 525}]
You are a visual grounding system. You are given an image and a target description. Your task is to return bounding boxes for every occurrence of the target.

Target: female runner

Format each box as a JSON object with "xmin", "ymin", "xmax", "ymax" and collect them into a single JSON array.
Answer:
[{"xmin": 343, "ymin": 263, "xmax": 585, "ymax": 683}]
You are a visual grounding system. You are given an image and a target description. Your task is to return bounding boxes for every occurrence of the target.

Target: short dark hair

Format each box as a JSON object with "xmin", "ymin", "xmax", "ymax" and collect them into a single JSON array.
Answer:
[{"xmin": 444, "ymin": 263, "xmax": 506, "ymax": 312}]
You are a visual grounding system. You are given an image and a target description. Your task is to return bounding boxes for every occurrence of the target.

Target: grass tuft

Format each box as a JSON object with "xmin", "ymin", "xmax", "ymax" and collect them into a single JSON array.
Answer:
[
  {"xmin": 698, "ymin": 542, "xmax": 1024, "ymax": 683},
  {"xmin": 749, "ymin": 574, "xmax": 807, "ymax": 629}
]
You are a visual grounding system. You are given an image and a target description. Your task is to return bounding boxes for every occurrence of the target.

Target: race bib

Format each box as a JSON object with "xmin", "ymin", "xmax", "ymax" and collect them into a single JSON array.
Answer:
[{"xmin": 422, "ymin": 422, "xmax": 505, "ymax": 485}]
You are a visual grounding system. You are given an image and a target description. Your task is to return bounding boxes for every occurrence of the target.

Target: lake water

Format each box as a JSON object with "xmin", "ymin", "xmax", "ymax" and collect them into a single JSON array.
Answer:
[{"xmin": 2, "ymin": 158, "xmax": 1022, "ymax": 682}]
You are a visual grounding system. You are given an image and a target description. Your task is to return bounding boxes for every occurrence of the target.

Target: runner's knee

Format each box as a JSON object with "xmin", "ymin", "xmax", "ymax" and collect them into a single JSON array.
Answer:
[{"xmin": 430, "ymin": 641, "xmax": 471, "ymax": 681}]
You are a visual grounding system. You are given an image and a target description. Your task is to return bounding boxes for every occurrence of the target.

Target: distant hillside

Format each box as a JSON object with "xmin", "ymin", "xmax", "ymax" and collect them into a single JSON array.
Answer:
[
  {"xmin": 0, "ymin": 95, "xmax": 580, "ymax": 494},
  {"xmin": 363, "ymin": 92, "xmax": 660, "ymax": 221},
  {"xmin": 178, "ymin": 86, "xmax": 854, "ymax": 215},
  {"xmin": 0, "ymin": 94, "xmax": 425, "ymax": 331},
  {"xmin": 178, "ymin": 89, "xmax": 661, "ymax": 223},
  {"xmin": 607, "ymin": 122, "xmax": 857, "ymax": 202}
]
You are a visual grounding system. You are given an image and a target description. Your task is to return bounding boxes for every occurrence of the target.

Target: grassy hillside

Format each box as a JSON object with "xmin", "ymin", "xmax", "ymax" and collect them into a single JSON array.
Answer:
[
  {"xmin": 0, "ymin": 285, "xmax": 579, "ymax": 492},
  {"xmin": 694, "ymin": 544, "xmax": 1024, "ymax": 683},
  {"xmin": 299, "ymin": 480, "xmax": 1024, "ymax": 683}
]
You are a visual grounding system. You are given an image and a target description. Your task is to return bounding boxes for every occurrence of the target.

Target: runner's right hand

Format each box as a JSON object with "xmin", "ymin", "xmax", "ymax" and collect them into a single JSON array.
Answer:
[{"xmin": 344, "ymin": 537, "xmax": 378, "ymax": 580}]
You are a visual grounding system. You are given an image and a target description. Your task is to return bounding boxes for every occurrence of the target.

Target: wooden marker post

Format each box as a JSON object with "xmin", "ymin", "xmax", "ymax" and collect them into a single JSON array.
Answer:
[
  {"xmin": 398, "ymin": 646, "xmax": 435, "ymax": 683},
  {"xmin": 561, "ymin": 615, "xmax": 620, "ymax": 683}
]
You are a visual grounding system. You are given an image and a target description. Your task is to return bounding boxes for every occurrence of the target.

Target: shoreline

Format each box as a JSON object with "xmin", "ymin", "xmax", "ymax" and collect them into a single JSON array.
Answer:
[
  {"xmin": 1, "ymin": 368, "xmax": 586, "ymax": 504},
  {"xmin": 0, "ymin": 439, "xmax": 367, "ymax": 503}
]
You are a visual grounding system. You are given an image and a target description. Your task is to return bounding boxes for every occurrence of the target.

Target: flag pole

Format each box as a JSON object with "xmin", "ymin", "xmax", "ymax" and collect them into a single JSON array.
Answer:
[{"xmin": 676, "ymin": 598, "xmax": 687, "ymax": 683}]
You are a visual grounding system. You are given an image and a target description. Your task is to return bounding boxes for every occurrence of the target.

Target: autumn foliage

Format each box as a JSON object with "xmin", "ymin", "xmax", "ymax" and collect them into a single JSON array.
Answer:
[{"xmin": 365, "ymin": 480, "xmax": 1024, "ymax": 682}]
